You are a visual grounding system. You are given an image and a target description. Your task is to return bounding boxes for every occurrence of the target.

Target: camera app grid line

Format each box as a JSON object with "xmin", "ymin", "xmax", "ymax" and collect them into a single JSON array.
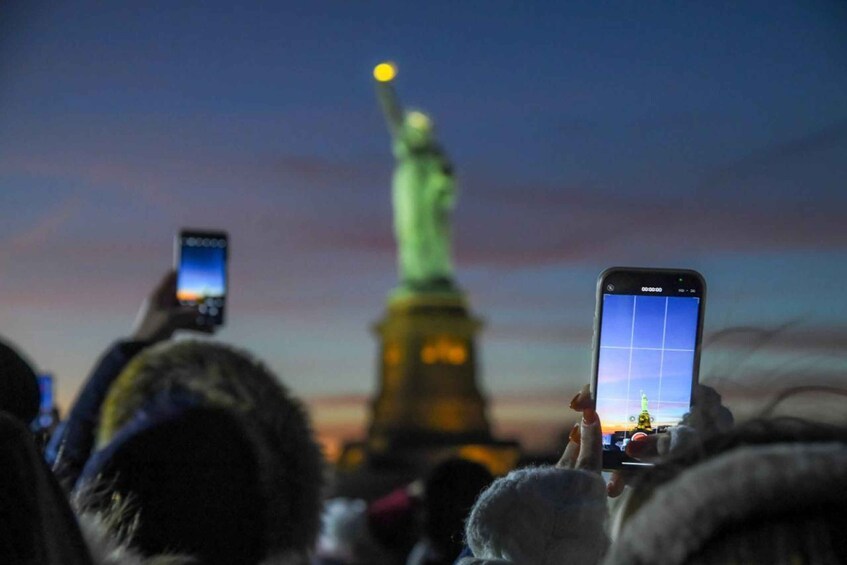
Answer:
[{"xmin": 596, "ymin": 294, "xmax": 699, "ymax": 434}]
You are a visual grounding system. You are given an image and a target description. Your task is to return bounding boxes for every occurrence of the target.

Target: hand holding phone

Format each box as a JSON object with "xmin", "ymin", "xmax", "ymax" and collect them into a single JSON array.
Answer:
[
  {"xmin": 591, "ymin": 267, "xmax": 706, "ymax": 470},
  {"xmin": 131, "ymin": 271, "xmax": 214, "ymax": 342}
]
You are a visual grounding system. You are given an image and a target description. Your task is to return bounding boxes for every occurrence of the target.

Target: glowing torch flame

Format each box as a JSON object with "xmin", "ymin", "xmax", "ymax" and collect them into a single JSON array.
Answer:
[{"xmin": 373, "ymin": 62, "xmax": 397, "ymax": 82}]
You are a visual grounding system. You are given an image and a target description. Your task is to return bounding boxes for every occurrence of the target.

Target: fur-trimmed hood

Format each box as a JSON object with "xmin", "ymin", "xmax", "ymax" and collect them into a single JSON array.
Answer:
[
  {"xmin": 79, "ymin": 510, "xmax": 311, "ymax": 565},
  {"xmin": 75, "ymin": 340, "xmax": 325, "ymax": 563},
  {"xmin": 602, "ymin": 441, "xmax": 847, "ymax": 564}
]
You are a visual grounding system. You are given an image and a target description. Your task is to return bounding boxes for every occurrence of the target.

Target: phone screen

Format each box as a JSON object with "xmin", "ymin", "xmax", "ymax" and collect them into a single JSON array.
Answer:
[
  {"xmin": 593, "ymin": 269, "xmax": 705, "ymax": 468},
  {"xmin": 35, "ymin": 374, "xmax": 56, "ymax": 429},
  {"xmin": 176, "ymin": 231, "xmax": 228, "ymax": 325},
  {"xmin": 38, "ymin": 374, "xmax": 54, "ymax": 413}
]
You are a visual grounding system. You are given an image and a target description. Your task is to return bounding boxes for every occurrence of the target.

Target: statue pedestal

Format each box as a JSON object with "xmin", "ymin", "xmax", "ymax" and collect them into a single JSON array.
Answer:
[{"xmin": 336, "ymin": 293, "xmax": 520, "ymax": 498}]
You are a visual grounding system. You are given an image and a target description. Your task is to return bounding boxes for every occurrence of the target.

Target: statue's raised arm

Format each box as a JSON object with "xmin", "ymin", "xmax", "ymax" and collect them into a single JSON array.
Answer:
[
  {"xmin": 374, "ymin": 62, "xmax": 404, "ymax": 139},
  {"xmin": 372, "ymin": 62, "xmax": 459, "ymax": 298}
]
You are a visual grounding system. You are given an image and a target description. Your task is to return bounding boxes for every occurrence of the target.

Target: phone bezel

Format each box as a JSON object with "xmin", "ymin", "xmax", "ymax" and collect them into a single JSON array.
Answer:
[
  {"xmin": 590, "ymin": 266, "xmax": 707, "ymax": 470},
  {"xmin": 175, "ymin": 229, "xmax": 229, "ymax": 326}
]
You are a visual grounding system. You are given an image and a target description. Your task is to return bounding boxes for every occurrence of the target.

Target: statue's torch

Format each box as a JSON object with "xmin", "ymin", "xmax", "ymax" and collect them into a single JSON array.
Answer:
[{"xmin": 373, "ymin": 61, "xmax": 397, "ymax": 83}]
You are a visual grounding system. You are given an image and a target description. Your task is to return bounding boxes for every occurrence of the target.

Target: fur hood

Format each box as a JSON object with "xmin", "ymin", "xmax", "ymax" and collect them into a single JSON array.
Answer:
[
  {"xmin": 76, "ymin": 341, "xmax": 325, "ymax": 562},
  {"xmin": 79, "ymin": 510, "xmax": 311, "ymax": 565},
  {"xmin": 602, "ymin": 441, "xmax": 847, "ymax": 564}
]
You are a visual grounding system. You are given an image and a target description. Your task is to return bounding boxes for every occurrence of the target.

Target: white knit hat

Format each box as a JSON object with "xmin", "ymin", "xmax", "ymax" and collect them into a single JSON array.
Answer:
[{"xmin": 462, "ymin": 466, "xmax": 609, "ymax": 565}]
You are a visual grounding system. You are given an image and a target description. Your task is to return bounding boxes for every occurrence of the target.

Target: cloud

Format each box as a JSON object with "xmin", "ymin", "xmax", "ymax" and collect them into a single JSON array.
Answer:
[
  {"xmin": 450, "ymin": 188, "xmax": 847, "ymax": 268},
  {"xmin": 0, "ymin": 196, "xmax": 83, "ymax": 277},
  {"xmin": 703, "ymin": 369, "xmax": 847, "ymax": 424},
  {"xmin": 304, "ymin": 153, "xmax": 847, "ymax": 268},
  {"xmin": 3, "ymin": 119, "xmax": 846, "ymax": 280},
  {"xmin": 486, "ymin": 323, "xmax": 591, "ymax": 345},
  {"xmin": 705, "ymin": 324, "xmax": 847, "ymax": 354},
  {"xmin": 699, "ymin": 119, "xmax": 847, "ymax": 192}
]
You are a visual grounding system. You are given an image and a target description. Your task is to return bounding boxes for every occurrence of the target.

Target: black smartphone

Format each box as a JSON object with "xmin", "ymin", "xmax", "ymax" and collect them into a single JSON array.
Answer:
[
  {"xmin": 37, "ymin": 374, "xmax": 54, "ymax": 413},
  {"xmin": 35, "ymin": 374, "xmax": 56, "ymax": 429},
  {"xmin": 591, "ymin": 267, "xmax": 706, "ymax": 470},
  {"xmin": 175, "ymin": 229, "xmax": 228, "ymax": 326}
]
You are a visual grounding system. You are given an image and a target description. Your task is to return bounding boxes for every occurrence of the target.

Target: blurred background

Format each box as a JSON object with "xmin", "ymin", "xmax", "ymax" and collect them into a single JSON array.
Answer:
[{"xmin": 2, "ymin": 1, "xmax": 845, "ymax": 458}]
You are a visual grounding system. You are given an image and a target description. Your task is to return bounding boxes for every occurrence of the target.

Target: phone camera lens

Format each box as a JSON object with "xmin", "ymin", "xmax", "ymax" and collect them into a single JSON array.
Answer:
[{"xmin": 606, "ymin": 284, "xmax": 615, "ymax": 292}]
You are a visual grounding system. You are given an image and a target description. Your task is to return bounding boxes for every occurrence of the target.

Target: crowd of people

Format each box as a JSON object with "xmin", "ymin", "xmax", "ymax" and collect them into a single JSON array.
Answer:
[{"xmin": 1, "ymin": 271, "xmax": 845, "ymax": 564}]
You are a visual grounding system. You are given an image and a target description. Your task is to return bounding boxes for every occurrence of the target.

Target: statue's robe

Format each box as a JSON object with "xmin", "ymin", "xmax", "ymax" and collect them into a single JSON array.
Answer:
[{"xmin": 392, "ymin": 140, "xmax": 456, "ymax": 289}]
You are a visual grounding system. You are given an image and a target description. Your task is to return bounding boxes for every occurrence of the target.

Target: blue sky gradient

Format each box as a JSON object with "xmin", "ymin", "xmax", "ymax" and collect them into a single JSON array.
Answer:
[{"xmin": 1, "ymin": 1, "xmax": 845, "ymax": 450}]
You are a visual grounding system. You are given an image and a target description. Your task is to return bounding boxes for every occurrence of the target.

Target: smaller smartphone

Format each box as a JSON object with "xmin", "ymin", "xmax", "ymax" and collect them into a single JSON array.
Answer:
[
  {"xmin": 175, "ymin": 229, "xmax": 228, "ymax": 326},
  {"xmin": 591, "ymin": 267, "xmax": 706, "ymax": 470},
  {"xmin": 36, "ymin": 374, "xmax": 56, "ymax": 429},
  {"xmin": 37, "ymin": 374, "xmax": 54, "ymax": 413}
]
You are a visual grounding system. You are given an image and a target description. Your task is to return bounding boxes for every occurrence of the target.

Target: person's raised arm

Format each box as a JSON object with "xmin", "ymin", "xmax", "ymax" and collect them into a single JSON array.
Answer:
[{"xmin": 46, "ymin": 271, "xmax": 211, "ymax": 488}]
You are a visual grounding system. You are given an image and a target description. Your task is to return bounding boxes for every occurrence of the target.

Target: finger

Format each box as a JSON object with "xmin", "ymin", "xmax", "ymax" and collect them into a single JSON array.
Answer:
[
  {"xmin": 153, "ymin": 270, "xmax": 179, "ymax": 306},
  {"xmin": 570, "ymin": 383, "xmax": 597, "ymax": 424},
  {"xmin": 607, "ymin": 471, "xmax": 627, "ymax": 498},
  {"xmin": 574, "ymin": 413, "xmax": 602, "ymax": 473},
  {"xmin": 625, "ymin": 433, "xmax": 662, "ymax": 461},
  {"xmin": 569, "ymin": 384, "xmax": 593, "ymax": 411},
  {"xmin": 555, "ymin": 424, "xmax": 581, "ymax": 469}
]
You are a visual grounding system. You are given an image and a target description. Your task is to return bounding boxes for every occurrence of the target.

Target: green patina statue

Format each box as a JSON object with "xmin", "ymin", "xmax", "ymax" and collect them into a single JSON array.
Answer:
[{"xmin": 374, "ymin": 63, "xmax": 458, "ymax": 296}]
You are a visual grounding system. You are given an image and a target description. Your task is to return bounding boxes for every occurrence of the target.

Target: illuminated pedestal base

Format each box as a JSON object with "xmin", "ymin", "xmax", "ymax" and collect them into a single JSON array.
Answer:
[{"xmin": 336, "ymin": 293, "xmax": 520, "ymax": 497}]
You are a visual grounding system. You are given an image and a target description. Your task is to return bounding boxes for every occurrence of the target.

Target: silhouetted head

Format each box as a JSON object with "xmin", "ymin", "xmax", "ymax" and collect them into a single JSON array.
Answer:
[
  {"xmin": 0, "ymin": 338, "xmax": 40, "ymax": 425},
  {"xmin": 80, "ymin": 340, "xmax": 324, "ymax": 563},
  {"xmin": 0, "ymin": 412, "xmax": 92, "ymax": 565},
  {"xmin": 79, "ymin": 406, "xmax": 271, "ymax": 564},
  {"xmin": 423, "ymin": 458, "xmax": 493, "ymax": 562}
]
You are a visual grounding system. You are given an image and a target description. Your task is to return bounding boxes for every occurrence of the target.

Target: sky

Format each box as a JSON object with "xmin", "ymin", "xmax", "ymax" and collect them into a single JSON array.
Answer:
[{"xmin": 2, "ymin": 1, "xmax": 846, "ymax": 455}]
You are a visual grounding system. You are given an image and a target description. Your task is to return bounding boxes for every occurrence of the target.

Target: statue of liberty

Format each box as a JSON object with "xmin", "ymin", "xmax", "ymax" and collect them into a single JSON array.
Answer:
[
  {"xmin": 374, "ymin": 62, "xmax": 458, "ymax": 296},
  {"xmin": 634, "ymin": 390, "xmax": 653, "ymax": 432}
]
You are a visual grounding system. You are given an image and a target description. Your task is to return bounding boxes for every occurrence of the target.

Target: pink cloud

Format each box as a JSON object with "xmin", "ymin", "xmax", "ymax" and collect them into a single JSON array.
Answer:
[{"xmin": 705, "ymin": 324, "xmax": 847, "ymax": 354}]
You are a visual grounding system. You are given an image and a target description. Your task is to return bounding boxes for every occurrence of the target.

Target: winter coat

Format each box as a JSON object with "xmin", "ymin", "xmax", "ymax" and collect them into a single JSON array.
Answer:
[{"xmin": 50, "ymin": 339, "xmax": 324, "ymax": 564}]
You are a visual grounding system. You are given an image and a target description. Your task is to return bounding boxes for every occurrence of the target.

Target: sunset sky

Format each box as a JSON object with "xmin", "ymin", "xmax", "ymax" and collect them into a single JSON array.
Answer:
[{"xmin": 2, "ymin": 1, "xmax": 846, "ymax": 454}]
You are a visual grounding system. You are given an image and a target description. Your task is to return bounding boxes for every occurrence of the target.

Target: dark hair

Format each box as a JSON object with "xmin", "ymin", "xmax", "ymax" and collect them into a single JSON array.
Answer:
[
  {"xmin": 80, "ymin": 407, "xmax": 268, "ymax": 564},
  {"xmin": 0, "ymin": 412, "xmax": 92, "ymax": 564},
  {"xmin": 423, "ymin": 458, "xmax": 493, "ymax": 562},
  {"xmin": 0, "ymin": 338, "xmax": 40, "ymax": 425},
  {"xmin": 90, "ymin": 341, "xmax": 325, "ymax": 560}
]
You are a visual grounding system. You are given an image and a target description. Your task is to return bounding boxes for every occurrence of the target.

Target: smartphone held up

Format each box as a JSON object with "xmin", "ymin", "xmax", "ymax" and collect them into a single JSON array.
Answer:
[
  {"xmin": 175, "ymin": 230, "xmax": 228, "ymax": 327},
  {"xmin": 591, "ymin": 267, "xmax": 706, "ymax": 470}
]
